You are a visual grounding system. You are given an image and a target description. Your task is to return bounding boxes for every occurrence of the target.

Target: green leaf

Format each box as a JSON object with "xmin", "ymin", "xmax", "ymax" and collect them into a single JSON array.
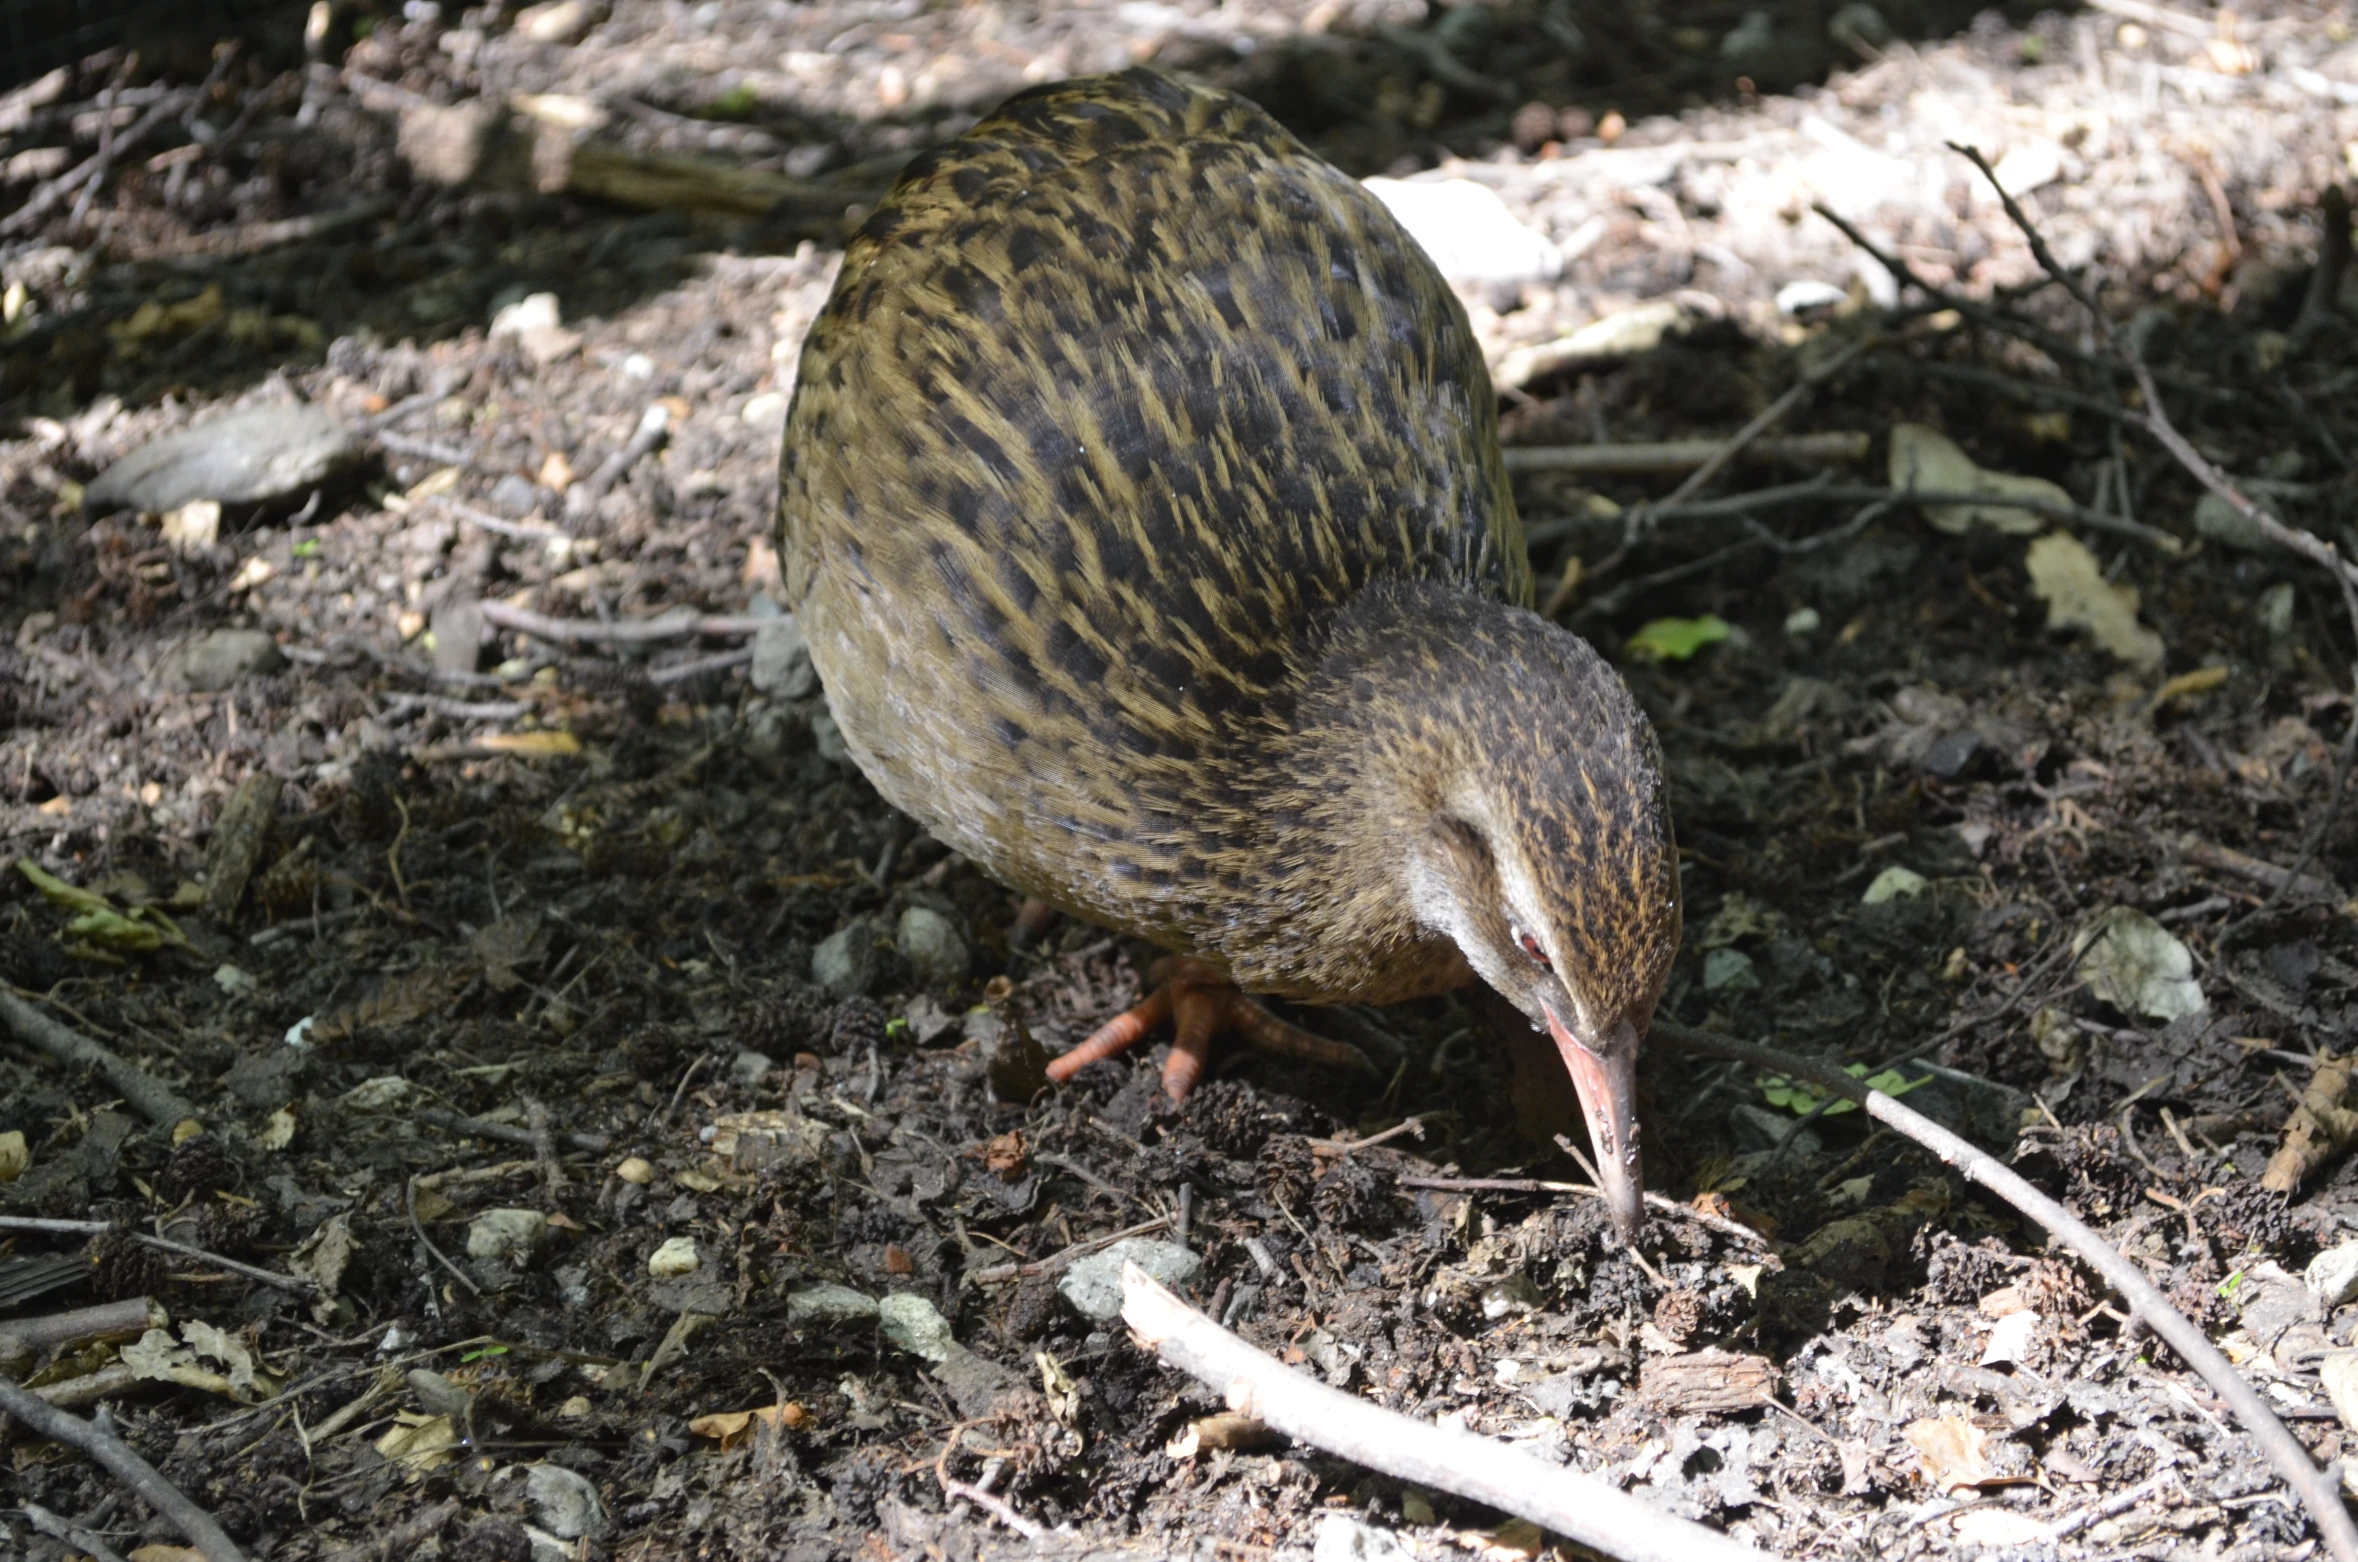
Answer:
[
  {"xmin": 1757, "ymin": 1063, "xmax": 1932, "ymax": 1117},
  {"xmin": 1625, "ymin": 615, "xmax": 1731, "ymax": 662},
  {"xmin": 293, "ymin": 538, "xmax": 322, "ymax": 558},
  {"xmin": 460, "ymin": 1344, "xmax": 511, "ymax": 1364}
]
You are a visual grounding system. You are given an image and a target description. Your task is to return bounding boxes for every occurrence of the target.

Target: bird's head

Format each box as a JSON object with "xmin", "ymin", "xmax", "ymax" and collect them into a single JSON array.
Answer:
[{"xmin": 1368, "ymin": 596, "xmax": 1680, "ymax": 1240}]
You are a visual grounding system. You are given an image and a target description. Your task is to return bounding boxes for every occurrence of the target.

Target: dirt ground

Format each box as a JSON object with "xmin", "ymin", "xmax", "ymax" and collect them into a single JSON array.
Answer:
[{"xmin": 5, "ymin": 1, "xmax": 2358, "ymax": 1558}]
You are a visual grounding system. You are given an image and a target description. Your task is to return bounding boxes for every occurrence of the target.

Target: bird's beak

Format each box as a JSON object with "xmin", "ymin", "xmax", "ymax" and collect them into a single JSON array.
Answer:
[{"xmin": 1542, "ymin": 1006, "xmax": 1644, "ymax": 1242}]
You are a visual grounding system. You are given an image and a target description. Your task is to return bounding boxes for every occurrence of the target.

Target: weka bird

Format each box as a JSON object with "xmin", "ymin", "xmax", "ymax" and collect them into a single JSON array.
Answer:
[{"xmin": 778, "ymin": 69, "xmax": 1678, "ymax": 1236}]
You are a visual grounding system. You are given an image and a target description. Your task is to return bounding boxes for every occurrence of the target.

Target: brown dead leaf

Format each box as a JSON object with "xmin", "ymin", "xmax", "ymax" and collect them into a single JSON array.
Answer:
[
  {"xmin": 982, "ymin": 1130, "xmax": 1029, "ymax": 1179},
  {"xmin": 2264, "ymin": 1052, "xmax": 2358, "ymax": 1194},
  {"xmin": 1904, "ymin": 1414, "xmax": 1993, "ymax": 1491},
  {"xmin": 689, "ymin": 1401, "xmax": 810, "ymax": 1447}
]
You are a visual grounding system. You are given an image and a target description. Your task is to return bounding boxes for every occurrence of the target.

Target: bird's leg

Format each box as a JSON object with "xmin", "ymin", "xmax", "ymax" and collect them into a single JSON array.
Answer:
[{"xmin": 1044, "ymin": 956, "xmax": 1371, "ymax": 1100}]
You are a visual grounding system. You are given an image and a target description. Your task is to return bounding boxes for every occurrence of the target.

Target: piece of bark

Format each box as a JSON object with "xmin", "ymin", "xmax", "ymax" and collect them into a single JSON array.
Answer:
[
  {"xmin": 204, "ymin": 772, "xmax": 281, "ymax": 918},
  {"xmin": 2263, "ymin": 1051, "xmax": 2358, "ymax": 1194},
  {"xmin": 1638, "ymin": 1350, "xmax": 1780, "ymax": 1416}
]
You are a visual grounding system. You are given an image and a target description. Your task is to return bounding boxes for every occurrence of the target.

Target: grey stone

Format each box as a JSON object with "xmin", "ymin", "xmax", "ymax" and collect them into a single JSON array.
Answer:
[
  {"xmin": 730, "ymin": 1049, "xmax": 776, "ymax": 1086},
  {"xmin": 878, "ymin": 1293, "xmax": 955, "ymax": 1362},
  {"xmin": 812, "ymin": 918, "xmax": 882, "ymax": 997},
  {"xmin": 466, "ymin": 1207, "xmax": 550, "ymax": 1265},
  {"xmin": 159, "ymin": 628, "xmax": 285, "ymax": 692},
  {"xmin": 1058, "ymin": 1238, "xmax": 1202, "ymax": 1321},
  {"xmin": 750, "ymin": 617, "xmax": 817, "ymax": 699},
  {"xmin": 895, "ymin": 906, "xmax": 968, "ymax": 992},
  {"xmin": 523, "ymin": 1461, "xmax": 605, "ymax": 1539},
  {"xmin": 810, "ymin": 711, "xmax": 851, "ymax": 764},
  {"xmin": 1314, "ymin": 1513, "xmax": 1417, "ymax": 1562},
  {"xmin": 88, "ymin": 403, "xmax": 360, "ymax": 513}
]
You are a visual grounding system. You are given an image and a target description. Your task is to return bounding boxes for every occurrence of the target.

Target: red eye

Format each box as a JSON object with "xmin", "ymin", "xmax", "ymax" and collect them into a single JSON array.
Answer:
[{"xmin": 1517, "ymin": 929, "xmax": 1552, "ymax": 970}]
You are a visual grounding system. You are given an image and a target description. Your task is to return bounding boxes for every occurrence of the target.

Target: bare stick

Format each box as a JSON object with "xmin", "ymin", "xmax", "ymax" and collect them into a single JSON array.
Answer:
[
  {"xmin": 1651, "ymin": 1020, "xmax": 2358, "ymax": 1562},
  {"xmin": 0, "ymin": 989, "xmax": 197, "ymax": 1129},
  {"xmin": 567, "ymin": 403, "xmax": 672, "ymax": 516},
  {"xmin": 0, "ymin": 1216, "xmax": 316, "ymax": 1296},
  {"xmin": 0, "ymin": 1374, "xmax": 249, "ymax": 1562},
  {"xmin": 963, "ymin": 1215, "xmax": 1173, "ymax": 1286},
  {"xmin": 405, "ymin": 1175, "xmax": 482, "ymax": 1298},
  {"xmin": 0, "ymin": 1298, "xmax": 165, "ymax": 1363},
  {"xmin": 1121, "ymin": 1263, "xmax": 1761, "ymax": 1561},
  {"xmin": 414, "ymin": 1106, "xmax": 610, "ymax": 1154},
  {"xmin": 23, "ymin": 1501, "xmax": 134, "ymax": 1562},
  {"xmin": 1503, "ymin": 432, "xmax": 1870, "ymax": 475},
  {"xmin": 649, "ymin": 647, "xmax": 755, "ymax": 687},
  {"xmin": 478, "ymin": 602, "xmax": 772, "ymax": 646}
]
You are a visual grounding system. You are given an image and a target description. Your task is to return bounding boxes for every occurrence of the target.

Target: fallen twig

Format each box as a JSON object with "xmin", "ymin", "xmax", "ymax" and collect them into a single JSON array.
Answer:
[
  {"xmin": 478, "ymin": 602, "xmax": 771, "ymax": 646},
  {"xmin": 963, "ymin": 1214, "xmax": 1173, "ymax": 1286},
  {"xmin": 415, "ymin": 1106, "xmax": 610, "ymax": 1155},
  {"xmin": 0, "ymin": 1373, "xmax": 249, "ymax": 1562},
  {"xmin": 0, "ymin": 1215, "xmax": 315, "ymax": 1296},
  {"xmin": 568, "ymin": 403, "xmax": 671, "ymax": 516},
  {"xmin": 1530, "ymin": 480, "xmax": 2182, "ymax": 554},
  {"xmin": 0, "ymin": 1297, "xmax": 165, "ymax": 1364},
  {"xmin": 1652, "ymin": 1019, "xmax": 2358, "ymax": 1562},
  {"xmin": 23, "ymin": 1501, "xmax": 135, "ymax": 1562},
  {"xmin": 649, "ymin": 647, "xmax": 755, "ymax": 687},
  {"xmin": 1503, "ymin": 431, "xmax": 1870, "ymax": 475},
  {"xmin": 0, "ymin": 988, "xmax": 199, "ymax": 1130},
  {"xmin": 1120, "ymin": 1262, "xmax": 1760, "ymax": 1562}
]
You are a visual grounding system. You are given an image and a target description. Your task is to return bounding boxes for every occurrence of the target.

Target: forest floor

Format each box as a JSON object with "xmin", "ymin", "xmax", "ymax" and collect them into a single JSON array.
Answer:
[{"xmin": 4, "ymin": 1, "xmax": 2358, "ymax": 1559}]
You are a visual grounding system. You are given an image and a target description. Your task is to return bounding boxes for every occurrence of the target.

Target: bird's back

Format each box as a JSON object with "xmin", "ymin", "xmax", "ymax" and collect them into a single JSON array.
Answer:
[{"xmin": 780, "ymin": 68, "xmax": 1529, "ymax": 946}]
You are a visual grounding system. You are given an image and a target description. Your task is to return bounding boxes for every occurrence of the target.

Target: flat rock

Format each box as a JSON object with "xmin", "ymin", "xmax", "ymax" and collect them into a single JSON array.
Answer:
[
  {"xmin": 1059, "ymin": 1238, "xmax": 1201, "ymax": 1321},
  {"xmin": 88, "ymin": 403, "xmax": 360, "ymax": 514},
  {"xmin": 158, "ymin": 628, "xmax": 286, "ymax": 693}
]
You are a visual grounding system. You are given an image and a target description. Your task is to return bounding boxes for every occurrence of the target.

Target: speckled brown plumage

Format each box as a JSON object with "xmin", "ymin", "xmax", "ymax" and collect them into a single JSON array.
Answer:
[{"xmin": 780, "ymin": 68, "xmax": 1678, "ymax": 1233}]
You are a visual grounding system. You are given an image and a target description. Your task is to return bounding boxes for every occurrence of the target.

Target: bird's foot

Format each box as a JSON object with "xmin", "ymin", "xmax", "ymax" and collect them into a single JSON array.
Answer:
[{"xmin": 1043, "ymin": 955, "xmax": 1371, "ymax": 1101}]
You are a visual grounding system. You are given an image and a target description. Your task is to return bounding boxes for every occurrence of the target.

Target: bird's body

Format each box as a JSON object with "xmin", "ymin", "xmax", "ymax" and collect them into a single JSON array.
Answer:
[{"xmin": 781, "ymin": 69, "xmax": 1678, "ymax": 1232}]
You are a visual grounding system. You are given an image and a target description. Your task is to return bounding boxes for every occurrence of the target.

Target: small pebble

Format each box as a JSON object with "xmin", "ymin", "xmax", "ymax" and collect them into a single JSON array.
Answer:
[
  {"xmin": 2308, "ymin": 1242, "xmax": 2358, "ymax": 1307},
  {"xmin": 878, "ymin": 1293, "xmax": 955, "ymax": 1362},
  {"xmin": 895, "ymin": 906, "xmax": 970, "ymax": 991},
  {"xmin": 1783, "ymin": 606, "xmax": 1821, "ymax": 638},
  {"xmin": 614, "ymin": 1156, "xmax": 654, "ymax": 1185},
  {"xmin": 647, "ymin": 1237, "xmax": 699, "ymax": 1277},
  {"xmin": 467, "ymin": 1207, "xmax": 550, "ymax": 1264},
  {"xmin": 1059, "ymin": 1238, "xmax": 1202, "ymax": 1321}
]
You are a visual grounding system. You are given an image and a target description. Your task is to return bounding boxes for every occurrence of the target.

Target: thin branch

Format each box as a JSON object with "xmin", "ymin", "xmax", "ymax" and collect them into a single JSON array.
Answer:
[
  {"xmin": 0, "ymin": 1374, "xmax": 250, "ymax": 1562},
  {"xmin": 1121, "ymin": 1263, "xmax": 1761, "ymax": 1562},
  {"xmin": 0, "ymin": 1216, "xmax": 316, "ymax": 1296},
  {"xmin": 1652, "ymin": 1020, "xmax": 2358, "ymax": 1562},
  {"xmin": 1, "ymin": 988, "xmax": 199, "ymax": 1130},
  {"xmin": 477, "ymin": 602, "xmax": 772, "ymax": 646}
]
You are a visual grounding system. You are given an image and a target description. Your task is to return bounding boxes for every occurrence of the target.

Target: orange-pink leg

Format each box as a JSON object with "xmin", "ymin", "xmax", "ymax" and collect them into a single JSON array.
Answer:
[{"xmin": 1043, "ymin": 956, "xmax": 1371, "ymax": 1101}]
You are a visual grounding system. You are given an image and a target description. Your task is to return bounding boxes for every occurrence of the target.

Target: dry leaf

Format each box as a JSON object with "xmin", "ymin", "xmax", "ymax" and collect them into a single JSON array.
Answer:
[
  {"xmin": 2026, "ymin": 532, "xmax": 2165, "ymax": 670},
  {"xmin": 1889, "ymin": 422, "xmax": 2063, "ymax": 534},
  {"xmin": 1903, "ymin": 1414, "xmax": 1993, "ymax": 1490}
]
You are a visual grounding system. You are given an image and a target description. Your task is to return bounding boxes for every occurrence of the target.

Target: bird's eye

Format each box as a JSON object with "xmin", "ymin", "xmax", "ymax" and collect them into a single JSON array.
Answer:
[{"xmin": 1514, "ymin": 926, "xmax": 1552, "ymax": 971}]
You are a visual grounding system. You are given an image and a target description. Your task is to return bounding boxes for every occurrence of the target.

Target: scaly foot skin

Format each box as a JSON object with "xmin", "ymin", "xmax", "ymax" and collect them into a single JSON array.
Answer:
[{"xmin": 1044, "ymin": 956, "xmax": 1372, "ymax": 1100}]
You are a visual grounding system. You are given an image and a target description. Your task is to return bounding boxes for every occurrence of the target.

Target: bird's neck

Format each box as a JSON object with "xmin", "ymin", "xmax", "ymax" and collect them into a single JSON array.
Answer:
[{"xmin": 1206, "ymin": 579, "xmax": 1493, "ymax": 1001}]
